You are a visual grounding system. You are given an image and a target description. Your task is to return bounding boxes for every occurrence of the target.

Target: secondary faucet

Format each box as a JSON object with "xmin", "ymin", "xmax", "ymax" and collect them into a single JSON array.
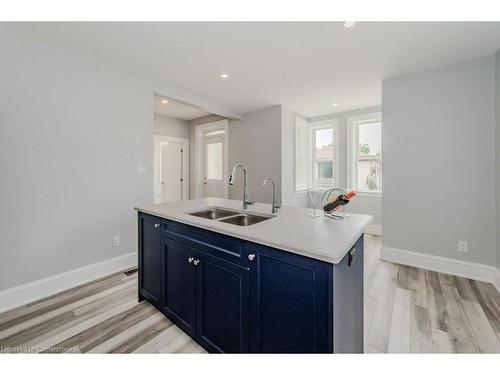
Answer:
[
  {"xmin": 262, "ymin": 177, "xmax": 280, "ymax": 214},
  {"xmin": 229, "ymin": 163, "xmax": 255, "ymax": 209}
]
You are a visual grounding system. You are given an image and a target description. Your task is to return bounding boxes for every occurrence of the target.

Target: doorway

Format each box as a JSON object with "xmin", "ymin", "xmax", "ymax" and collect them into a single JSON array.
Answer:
[
  {"xmin": 153, "ymin": 135, "xmax": 189, "ymax": 203},
  {"xmin": 195, "ymin": 120, "xmax": 229, "ymax": 198}
]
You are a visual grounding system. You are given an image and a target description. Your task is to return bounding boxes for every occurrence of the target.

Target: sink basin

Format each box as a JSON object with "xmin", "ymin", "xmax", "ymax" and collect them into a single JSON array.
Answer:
[
  {"xmin": 189, "ymin": 208, "xmax": 238, "ymax": 220},
  {"xmin": 188, "ymin": 207, "xmax": 275, "ymax": 226},
  {"xmin": 220, "ymin": 214, "xmax": 272, "ymax": 226}
]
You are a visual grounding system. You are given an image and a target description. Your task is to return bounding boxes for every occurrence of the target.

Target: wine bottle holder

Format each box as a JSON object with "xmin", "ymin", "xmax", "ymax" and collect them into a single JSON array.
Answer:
[{"xmin": 321, "ymin": 187, "xmax": 348, "ymax": 220}]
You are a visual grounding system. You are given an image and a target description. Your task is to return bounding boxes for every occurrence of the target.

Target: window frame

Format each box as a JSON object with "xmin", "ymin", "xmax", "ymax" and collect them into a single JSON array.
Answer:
[
  {"xmin": 309, "ymin": 120, "xmax": 339, "ymax": 191},
  {"xmin": 294, "ymin": 116, "xmax": 310, "ymax": 193},
  {"xmin": 347, "ymin": 112, "xmax": 382, "ymax": 197}
]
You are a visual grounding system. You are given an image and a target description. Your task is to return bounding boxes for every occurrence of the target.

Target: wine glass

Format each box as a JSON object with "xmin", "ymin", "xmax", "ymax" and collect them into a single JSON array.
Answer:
[{"xmin": 308, "ymin": 187, "xmax": 321, "ymax": 218}]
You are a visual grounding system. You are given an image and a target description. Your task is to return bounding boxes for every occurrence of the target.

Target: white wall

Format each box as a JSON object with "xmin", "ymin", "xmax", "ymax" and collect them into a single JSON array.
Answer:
[
  {"xmin": 382, "ymin": 56, "xmax": 496, "ymax": 266},
  {"xmin": 496, "ymin": 50, "xmax": 500, "ymax": 270},
  {"xmin": 228, "ymin": 106, "xmax": 282, "ymax": 204},
  {"xmin": 0, "ymin": 32, "xmax": 154, "ymax": 290},
  {"xmin": 307, "ymin": 107, "xmax": 383, "ymax": 226},
  {"xmin": 154, "ymin": 113, "xmax": 190, "ymax": 139}
]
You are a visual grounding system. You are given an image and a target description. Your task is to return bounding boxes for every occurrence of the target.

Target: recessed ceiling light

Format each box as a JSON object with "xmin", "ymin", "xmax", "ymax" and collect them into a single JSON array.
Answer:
[
  {"xmin": 344, "ymin": 21, "xmax": 356, "ymax": 28},
  {"xmin": 161, "ymin": 99, "xmax": 168, "ymax": 104},
  {"xmin": 332, "ymin": 103, "xmax": 339, "ymax": 107},
  {"xmin": 220, "ymin": 73, "xmax": 229, "ymax": 79}
]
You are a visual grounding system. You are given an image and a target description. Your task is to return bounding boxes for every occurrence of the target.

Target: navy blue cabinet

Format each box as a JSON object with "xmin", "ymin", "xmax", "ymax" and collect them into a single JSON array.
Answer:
[
  {"xmin": 158, "ymin": 230, "xmax": 250, "ymax": 353},
  {"xmin": 249, "ymin": 244, "xmax": 331, "ymax": 353},
  {"xmin": 196, "ymin": 251, "xmax": 250, "ymax": 353},
  {"xmin": 161, "ymin": 237, "xmax": 196, "ymax": 336},
  {"xmin": 137, "ymin": 213, "xmax": 162, "ymax": 306},
  {"xmin": 137, "ymin": 212, "xmax": 364, "ymax": 353}
]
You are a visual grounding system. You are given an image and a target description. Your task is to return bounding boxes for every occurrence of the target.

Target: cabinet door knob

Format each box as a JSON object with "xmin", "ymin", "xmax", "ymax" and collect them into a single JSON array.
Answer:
[
  {"xmin": 248, "ymin": 254, "xmax": 255, "ymax": 261},
  {"xmin": 193, "ymin": 259, "xmax": 200, "ymax": 266},
  {"xmin": 188, "ymin": 257, "xmax": 194, "ymax": 263},
  {"xmin": 154, "ymin": 223, "xmax": 160, "ymax": 228}
]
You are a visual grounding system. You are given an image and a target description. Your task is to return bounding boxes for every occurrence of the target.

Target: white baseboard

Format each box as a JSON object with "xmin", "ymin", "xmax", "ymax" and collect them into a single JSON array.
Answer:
[
  {"xmin": 0, "ymin": 252, "xmax": 137, "ymax": 313},
  {"xmin": 380, "ymin": 246, "xmax": 498, "ymax": 287},
  {"xmin": 365, "ymin": 224, "xmax": 382, "ymax": 236},
  {"xmin": 493, "ymin": 267, "xmax": 500, "ymax": 294}
]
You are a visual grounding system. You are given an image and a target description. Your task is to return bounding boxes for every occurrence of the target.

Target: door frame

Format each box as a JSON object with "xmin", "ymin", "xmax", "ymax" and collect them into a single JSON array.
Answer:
[
  {"xmin": 194, "ymin": 120, "xmax": 229, "ymax": 199},
  {"xmin": 153, "ymin": 134, "xmax": 189, "ymax": 203}
]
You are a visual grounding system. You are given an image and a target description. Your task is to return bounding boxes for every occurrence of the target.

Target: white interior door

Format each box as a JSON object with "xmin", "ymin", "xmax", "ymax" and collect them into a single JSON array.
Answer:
[
  {"xmin": 161, "ymin": 142, "xmax": 183, "ymax": 202},
  {"xmin": 202, "ymin": 134, "xmax": 226, "ymax": 198}
]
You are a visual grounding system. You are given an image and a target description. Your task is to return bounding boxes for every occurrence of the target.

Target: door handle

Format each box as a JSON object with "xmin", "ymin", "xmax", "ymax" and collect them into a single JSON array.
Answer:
[
  {"xmin": 188, "ymin": 257, "xmax": 194, "ymax": 263},
  {"xmin": 248, "ymin": 254, "xmax": 255, "ymax": 261},
  {"xmin": 193, "ymin": 259, "xmax": 200, "ymax": 266}
]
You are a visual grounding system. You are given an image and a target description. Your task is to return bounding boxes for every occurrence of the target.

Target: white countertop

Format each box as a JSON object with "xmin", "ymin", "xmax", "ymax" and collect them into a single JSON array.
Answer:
[{"xmin": 135, "ymin": 198, "xmax": 372, "ymax": 264}]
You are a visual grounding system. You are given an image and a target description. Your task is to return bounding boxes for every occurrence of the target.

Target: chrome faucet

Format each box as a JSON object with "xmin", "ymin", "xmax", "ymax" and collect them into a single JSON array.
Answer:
[
  {"xmin": 262, "ymin": 177, "xmax": 280, "ymax": 214},
  {"xmin": 229, "ymin": 163, "xmax": 255, "ymax": 209}
]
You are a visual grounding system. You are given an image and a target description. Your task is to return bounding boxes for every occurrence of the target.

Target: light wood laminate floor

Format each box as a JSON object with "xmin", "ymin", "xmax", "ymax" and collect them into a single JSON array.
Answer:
[
  {"xmin": 1, "ymin": 235, "xmax": 499, "ymax": 353},
  {"xmin": 364, "ymin": 236, "xmax": 500, "ymax": 353}
]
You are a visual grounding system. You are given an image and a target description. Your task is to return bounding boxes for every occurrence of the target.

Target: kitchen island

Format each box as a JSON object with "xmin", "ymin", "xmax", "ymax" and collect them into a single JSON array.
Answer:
[{"xmin": 135, "ymin": 197, "xmax": 372, "ymax": 353}]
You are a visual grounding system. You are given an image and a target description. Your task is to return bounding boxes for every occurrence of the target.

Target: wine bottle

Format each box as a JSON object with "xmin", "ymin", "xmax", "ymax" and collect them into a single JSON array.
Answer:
[{"xmin": 323, "ymin": 191, "xmax": 356, "ymax": 212}]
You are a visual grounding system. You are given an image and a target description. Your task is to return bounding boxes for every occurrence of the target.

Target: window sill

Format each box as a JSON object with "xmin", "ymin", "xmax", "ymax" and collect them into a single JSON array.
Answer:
[
  {"xmin": 294, "ymin": 189, "xmax": 309, "ymax": 195},
  {"xmin": 354, "ymin": 190, "xmax": 382, "ymax": 198},
  {"xmin": 294, "ymin": 188, "xmax": 382, "ymax": 198}
]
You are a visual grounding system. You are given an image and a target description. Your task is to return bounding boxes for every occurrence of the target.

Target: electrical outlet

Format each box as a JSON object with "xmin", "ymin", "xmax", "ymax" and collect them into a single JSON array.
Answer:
[
  {"xmin": 112, "ymin": 236, "xmax": 120, "ymax": 247},
  {"xmin": 136, "ymin": 164, "xmax": 147, "ymax": 174},
  {"xmin": 458, "ymin": 241, "xmax": 468, "ymax": 253}
]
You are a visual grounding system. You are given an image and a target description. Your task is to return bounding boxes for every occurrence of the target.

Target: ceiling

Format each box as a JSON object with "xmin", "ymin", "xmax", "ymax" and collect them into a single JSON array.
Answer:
[
  {"xmin": 153, "ymin": 94, "xmax": 210, "ymax": 120},
  {"xmin": 3, "ymin": 22, "xmax": 500, "ymax": 117}
]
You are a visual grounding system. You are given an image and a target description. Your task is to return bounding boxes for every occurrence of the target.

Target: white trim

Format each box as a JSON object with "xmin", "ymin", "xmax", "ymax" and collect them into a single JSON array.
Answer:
[
  {"xmin": 153, "ymin": 88, "xmax": 241, "ymax": 120},
  {"xmin": 154, "ymin": 134, "xmax": 187, "ymax": 143},
  {"xmin": 347, "ymin": 112, "xmax": 382, "ymax": 196},
  {"xmin": 153, "ymin": 134, "xmax": 189, "ymax": 203},
  {"xmin": 355, "ymin": 191, "xmax": 383, "ymax": 199},
  {"xmin": 365, "ymin": 224, "xmax": 382, "ymax": 236},
  {"xmin": 380, "ymin": 246, "xmax": 498, "ymax": 286},
  {"xmin": 493, "ymin": 267, "xmax": 500, "ymax": 294},
  {"xmin": 0, "ymin": 252, "xmax": 137, "ymax": 313},
  {"xmin": 194, "ymin": 120, "xmax": 229, "ymax": 199},
  {"xmin": 294, "ymin": 115, "xmax": 310, "ymax": 192}
]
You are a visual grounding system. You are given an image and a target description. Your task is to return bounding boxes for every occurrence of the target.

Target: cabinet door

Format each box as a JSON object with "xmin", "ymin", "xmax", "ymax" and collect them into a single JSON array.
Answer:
[
  {"xmin": 161, "ymin": 237, "xmax": 196, "ymax": 336},
  {"xmin": 250, "ymin": 245, "xmax": 331, "ymax": 353},
  {"xmin": 195, "ymin": 251, "xmax": 250, "ymax": 353},
  {"xmin": 138, "ymin": 214, "xmax": 161, "ymax": 305}
]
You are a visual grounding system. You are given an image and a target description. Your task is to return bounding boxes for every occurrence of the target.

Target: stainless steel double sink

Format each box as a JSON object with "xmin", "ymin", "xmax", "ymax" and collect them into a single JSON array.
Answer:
[{"xmin": 188, "ymin": 207, "xmax": 275, "ymax": 226}]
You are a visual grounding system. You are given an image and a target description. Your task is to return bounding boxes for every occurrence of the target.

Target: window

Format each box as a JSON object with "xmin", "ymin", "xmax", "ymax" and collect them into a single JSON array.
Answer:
[
  {"xmin": 312, "ymin": 127, "xmax": 335, "ymax": 188},
  {"xmin": 205, "ymin": 142, "xmax": 223, "ymax": 180},
  {"xmin": 295, "ymin": 118, "xmax": 338, "ymax": 191},
  {"xmin": 348, "ymin": 113, "xmax": 382, "ymax": 194}
]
